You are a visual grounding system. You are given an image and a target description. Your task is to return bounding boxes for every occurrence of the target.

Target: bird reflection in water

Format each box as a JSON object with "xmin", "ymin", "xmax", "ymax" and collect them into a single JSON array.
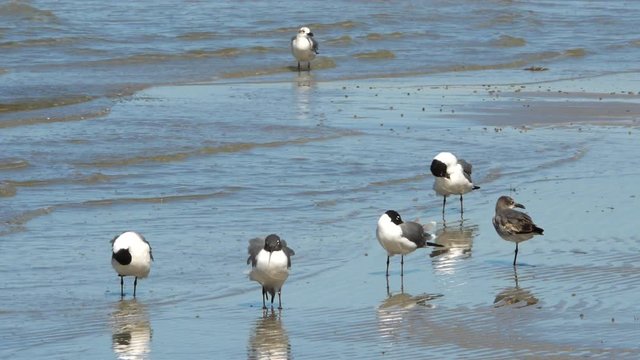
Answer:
[
  {"xmin": 293, "ymin": 72, "xmax": 315, "ymax": 122},
  {"xmin": 378, "ymin": 284, "xmax": 443, "ymax": 343},
  {"xmin": 430, "ymin": 222, "xmax": 477, "ymax": 275},
  {"xmin": 248, "ymin": 309, "xmax": 291, "ymax": 360},
  {"xmin": 111, "ymin": 299, "xmax": 152, "ymax": 360},
  {"xmin": 494, "ymin": 267, "xmax": 539, "ymax": 308}
]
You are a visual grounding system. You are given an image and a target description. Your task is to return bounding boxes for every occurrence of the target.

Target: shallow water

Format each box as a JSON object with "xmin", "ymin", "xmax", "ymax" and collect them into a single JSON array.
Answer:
[{"xmin": 2, "ymin": 1, "xmax": 640, "ymax": 359}]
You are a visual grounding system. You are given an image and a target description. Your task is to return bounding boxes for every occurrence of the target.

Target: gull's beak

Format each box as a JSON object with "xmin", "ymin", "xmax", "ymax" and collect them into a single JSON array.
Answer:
[
  {"xmin": 308, "ymin": 32, "xmax": 314, "ymax": 37},
  {"xmin": 514, "ymin": 203, "xmax": 525, "ymax": 209}
]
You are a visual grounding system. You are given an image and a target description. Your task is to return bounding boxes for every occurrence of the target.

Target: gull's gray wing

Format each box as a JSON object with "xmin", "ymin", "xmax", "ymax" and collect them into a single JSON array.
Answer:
[
  {"xmin": 399, "ymin": 221, "xmax": 427, "ymax": 247},
  {"xmin": 247, "ymin": 237, "xmax": 265, "ymax": 267},
  {"xmin": 496, "ymin": 209, "xmax": 541, "ymax": 235},
  {"xmin": 138, "ymin": 232, "xmax": 154, "ymax": 261},
  {"xmin": 458, "ymin": 158, "xmax": 474, "ymax": 183},
  {"xmin": 310, "ymin": 36, "xmax": 319, "ymax": 54},
  {"xmin": 281, "ymin": 239, "xmax": 295, "ymax": 268}
]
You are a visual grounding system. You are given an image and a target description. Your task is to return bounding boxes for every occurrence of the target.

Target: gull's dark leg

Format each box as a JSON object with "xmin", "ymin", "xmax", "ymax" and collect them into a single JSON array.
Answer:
[
  {"xmin": 270, "ymin": 290, "xmax": 275, "ymax": 309},
  {"xmin": 400, "ymin": 255, "xmax": 404, "ymax": 277},
  {"xmin": 277, "ymin": 289, "xmax": 282, "ymax": 310},
  {"xmin": 133, "ymin": 277, "xmax": 138, "ymax": 298},
  {"xmin": 513, "ymin": 243, "xmax": 519, "ymax": 267},
  {"xmin": 120, "ymin": 275, "xmax": 124, "ymax": 298},
  {"xmin": 386, "ymin": 256, "xmax": 390, "ymax": 277},
  {"xmin": 442, "ymin": 196, "xmax": 447, "ymax": 216},
  {"xmin": 297, "ymin": 62, "xmax": 301, "ymax": 72},
  {"xmin": 460, "ymin": 195, "xmax": 464, "ymax": 214},
  {"xmin": 262, "ymin": 287, "xmax": 267, "ymax": 310},
  {"xmin": 386, "ymin": 276, "xmax": 390, "ymax": 295},
  {"xmin": 308, "ymin": 62, "xmax": 311, "ymax": 71}
]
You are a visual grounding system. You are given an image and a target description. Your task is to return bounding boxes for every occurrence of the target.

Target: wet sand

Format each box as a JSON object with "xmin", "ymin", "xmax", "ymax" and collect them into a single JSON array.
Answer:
[{"xmin": 1, "ymin": 71, "xmax": 640, "ymax": 359}]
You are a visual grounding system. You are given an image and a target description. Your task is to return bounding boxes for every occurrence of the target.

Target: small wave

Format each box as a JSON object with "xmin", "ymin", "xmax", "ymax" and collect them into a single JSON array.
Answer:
[
  {"xmin": 0, "ymin": 95, "xmax": 96, "ymax": 114},
  {"xmin": 477, "ymin": 12, "xmax": 523, "ymax": 28},
  {"xmin": 480, "ymin": 167, "xmax": 503, "ymax": 184},
  {"xmin": 79, "ymin": 191, "xmax": 231, "ymax": 207},
  {"xmin": 0, "ymin": 108, "xmax": 110, "ymax": 129},
  {"xmin": 354, "ymin": 50, "xmax": 396, "ymax": 60},
  {"xmin": 176, "ymin": 31, "xmax": 217, "ymax": 41},
  {"xmin": 79, "ymin": 132, "xmax": 358, "ymax": 168},
  {"xmin": 491, "ymin": 35, "xmax": 526, "ymax": 48},
  {"xmin": 0, "ymin": 159, "xmax": 29, "ymax": 170},
  {"xmin": 187, "ymin": 48, "xmax": 242, "ymax": 58},
  {"xmin": 222, "ymin": 57, "xmax": 337, "ymax": 78},
  {"xmin": 274, "ymin": 21, "xmax": 361, "ymax": 34},
  {"xmin": 0, "ymin": 182, "xmax": 17, "ymax": 197},
  {"xmin": 88, "ymin": 46, "xmax": 280, "ymax": 67},
  {"xmin": 6, "ymin": 207, "xmax": 53, "ymax": 225},
  {"xmin": 535, "ymin": 146, "xmax": 588, "ymax": 170},
  {"xmin": 564, "ymin": 48, "xmax": 587, "ymax": 57},
  {"xmin": 325, "ymin": 35, "xmax": 353, "ymax": 46},
  {"xmin": 369, "ymin": 174, "xmax": 428, "ymax": 187},
  {"xmin": 307, "ymin": 20, "xmax": 361, "ymax": 30},
  {"xmin": 4, "ymin": 172, "xmax": 113, "ymax": 188},
  {"xmin": 365, "ymin": 32, "xmax": 404, "ymax": 41},
  {"xmin": 0, "ymin": 36, "xmax": 80, "ymax": 49},
  {"xmin": 0, "ymin": 2, "xmax": 58, "ymax": 22},
  {"xmin": 0, "ymin": 189, "xmax": 240, "ymax": 235}
]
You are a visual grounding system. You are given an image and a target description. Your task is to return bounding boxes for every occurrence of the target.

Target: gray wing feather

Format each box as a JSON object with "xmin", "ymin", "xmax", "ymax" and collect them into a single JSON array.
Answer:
[
  {"xmin": 281, "ymin": 239, "xmax": 295, "ymax": 268},
  {"xmin": 311, "ymin": 37, "xmax": 319, "ymax": 54},
  {"xmin": 458, "ymin": 159, "xmax": 474, "ymax": 183},
  {"xmin": 247, "ymin": 237, "xmax": 265, "ymax": 267},
  {"xmin": 458, "ymin": 159, "xmax": 473, "ymax": 175},
  {"xmin": 138, "ymin": 233, "xmax": 154, "ymax": 261},
  {"xmin": 399, "ymin": 222, "xmax": 427, "ymax": 247},
  {"xmin": 499, "ymin": 210, "xmax": 536, "ymax": 234}
]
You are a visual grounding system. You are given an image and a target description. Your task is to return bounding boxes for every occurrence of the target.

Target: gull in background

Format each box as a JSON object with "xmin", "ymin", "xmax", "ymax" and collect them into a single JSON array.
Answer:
[
  {"xmin": 430, "ymin": 152, "xmax": 480, "ymax": 217},
  {"xmin": 493, "ymin": 196, "xmax": 544, "ymax": 266},
  {"xmin": 247, "ymin": 234, "xmax": 295, "ymax": 309},
  {"xmin": 111, "ymin": 231, "xmax": 153, "ymax": 298},
  {"xmin": 376, "ymin": 210, "xmax": 441, "ymax": 277},
  {"xmin": 291, "ymin": 26, "xmax": 319, "ymax": 72}
]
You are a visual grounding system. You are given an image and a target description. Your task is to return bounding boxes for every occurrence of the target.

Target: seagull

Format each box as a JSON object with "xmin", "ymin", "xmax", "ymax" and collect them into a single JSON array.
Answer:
[
  {"xmin": 111, "ymin": 231, "xmax": 153, "ymax": 298},
  {"xmin": 247, "ymin": 234, "xmax": 295, "ymax": 309},
  {"xmin": 291, "ymin": 26, "xmax": 318, "ymax": 72},
  {"xmin": 376, "ymin": 210, "xmax": 441, "ymax": 277},
  {"xmin": 492, "ymin": 196, "xmax": 544, "ymax": 266},
  {"xmin": 430, "ymin": 152, "xmax": 480, "ymax": 216}
]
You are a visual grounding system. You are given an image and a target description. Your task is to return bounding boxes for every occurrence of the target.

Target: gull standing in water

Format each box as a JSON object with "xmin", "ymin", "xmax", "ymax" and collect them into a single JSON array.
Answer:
[
  {"xmin": 376, "ymin": 210, "xmax": 441, "ymax": 277},
  {"xmin": 247, "ymin": 234, "xmax": 295, "ymax": 309},
  {"xmin": 430, "ymin": 152, "xmax": 480, "ymax": 217},
  {"xmin": 493, "ymin": 196, "xmax": 544, "ymax": 266},
  {"xmin": 111, "ymin": 231, "xmax": 153, "ymax": 298},
  {"xmin": 291, "ymin": 26, "xmax": 318, "ymax": 72}
]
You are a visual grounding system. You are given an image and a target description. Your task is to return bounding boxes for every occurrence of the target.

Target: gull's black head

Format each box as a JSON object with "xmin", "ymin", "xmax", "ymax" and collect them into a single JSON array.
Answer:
[
  {"xmin": 264, "ymin": 234, "xmax": 283, "ymax": 252},
  {"xmin": 385, "ymin": 210, "xmax": 403, "ymax": 225},
  {"xmin": 112, "ymin": 248, "xmax": 132, "ymax": 265},
  {"xmin": 430, "ymin": 159, "xmax": 448, "ymax": 178}
]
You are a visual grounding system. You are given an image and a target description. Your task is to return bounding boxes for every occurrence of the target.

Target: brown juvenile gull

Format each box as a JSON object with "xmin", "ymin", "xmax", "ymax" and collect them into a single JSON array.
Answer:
[{"xmin": 492, "ymin": 196, "xmax": 544, "ymax": 266}]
